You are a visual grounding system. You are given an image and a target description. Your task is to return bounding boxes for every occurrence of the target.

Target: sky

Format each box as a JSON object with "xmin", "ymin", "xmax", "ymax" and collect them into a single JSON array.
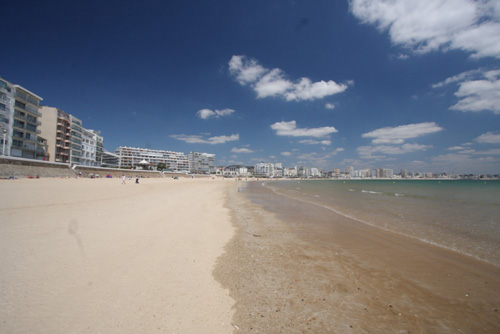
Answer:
[{"xmin": 2, "ymin": 0, "xmax": 500, "ymax": 174}]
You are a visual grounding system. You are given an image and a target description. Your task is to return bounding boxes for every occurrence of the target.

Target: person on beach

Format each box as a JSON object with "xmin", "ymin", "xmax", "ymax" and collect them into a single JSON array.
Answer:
[{"xmin": 121, "ymin": 174, "xmax": 126, "ymax": 185}]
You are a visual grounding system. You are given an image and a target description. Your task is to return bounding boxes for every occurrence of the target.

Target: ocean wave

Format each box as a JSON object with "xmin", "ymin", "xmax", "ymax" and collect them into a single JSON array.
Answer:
[{"xmin": 361, "ymin": 190, "xmax": 383, "ymax": 194}]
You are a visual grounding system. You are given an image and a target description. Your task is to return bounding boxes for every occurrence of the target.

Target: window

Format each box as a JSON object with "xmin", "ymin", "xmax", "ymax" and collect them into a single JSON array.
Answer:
[
  {"xmin": 13, "ymin": 119, "xmax": 25, "ymax": 128},
  {"xmin": 0, "ymin": 103, "xmax": 5, "ymax": 111},
  {"xmin": 26, "ymin": 123, "xmax": 36, "ymax": 132},
  {"xmin": 15, "ymin": 100, "xmax": 26, "ymax": 110},
  {"xmin": 13, "ymin": 130, "xmax": 23, "ymax": 138}
]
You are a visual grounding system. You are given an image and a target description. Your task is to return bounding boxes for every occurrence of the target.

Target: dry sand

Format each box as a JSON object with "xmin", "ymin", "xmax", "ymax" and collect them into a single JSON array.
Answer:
[{"xmin": 0, "ymin": 177, "xmax": 235, "ymax": 333}]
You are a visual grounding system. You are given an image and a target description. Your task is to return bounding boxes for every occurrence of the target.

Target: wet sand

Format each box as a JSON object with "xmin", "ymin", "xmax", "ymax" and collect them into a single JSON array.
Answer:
[
  {"xmin": 0, "ymin": 177, "xmax": 235, "ymax": 333},
  {"xmin": 215, "ymin": 181, "xmax": 500, "ymax": 333}
]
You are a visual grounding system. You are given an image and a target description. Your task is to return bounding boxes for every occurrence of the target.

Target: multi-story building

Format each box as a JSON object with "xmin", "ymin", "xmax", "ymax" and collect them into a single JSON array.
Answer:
[
  {"xmin": 284, "ymin": 166, "xmax": 298, "ymax": 177},
  {"xmin": 115, "ymin": 146, "xmax": 189, "ymax": 171},
  {"xmin": 0, "ymin": 77, "xmax": 44, "ymax": 159},
  {"xmin": 188, "ymin": 151, "xmax": 215, "ymax": 174},
  {"xmin": 223, "ymin": 165, "xmax": 248, "ymax": 177},
  {"xmin": 254, "ymin": 162, "xmax": 275, "ymax": 177},
  {"xmin": 91, "ymin": 130, "xmax": 103, "ymax": 166},
  {"xmin": 359, "ymin": 169, "xmax": 371, "ymax": 178},
  {"xmin": 345, "ymin": 166, "xmax": 355, "ymax": 177},
  {"xmin": 0, "ymin": 78, "xmax": 13, "ymax": 156},
  {"xmin": 40, "ymin": 106, "xmax": 104, "ymax": 166},
  {"xmin": 69, "ymin": 116, "xmax": 83, "ymax": 165},
  {"xmin": 39, "ymin": 106, "xmax": 70, "ymax": 163},
  {"xmin": 81, "ymin": 128, "xmax": 97, "ymax": 166}
]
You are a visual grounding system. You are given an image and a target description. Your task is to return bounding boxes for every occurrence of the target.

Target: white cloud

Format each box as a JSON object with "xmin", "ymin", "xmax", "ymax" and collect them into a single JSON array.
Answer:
[
  {"xmin": 170, "ymin": 133, "xmax": 239, "ymax": 145},
  {"xmin": 271, "ymin": 120, "xmax": 338, "ymax": 138},
  {"xmin": 228, "ymin": 55, "xmax": 267, "ymax": 85},
  {"xmin": 231, "ymin": 147, "xmax": 254, "ymax": 153},
  {"xmin": 350, "ymin": 0, "xmax": 500, "ymax": 59},
  {"xmin": 362, "ymin": 122, "xmax": 443, "ymax": 144},
  {"xmin": 475, "ymin": 132, "xmax": 500, "ymax": 144},
  {"xmin": 281, "ymin": 152, "xmax": 292, "ymax": 156},
  {"xmin": 325, "ymin": 103, "xmax": 335, "ymax": 109},
  {"xmin": 298, "ymin": 139, "xmax": 332, "ymax": 145},
  {"xmin": 432, "ymin": 69, "xmax": 481, "ymax": 88},
  {"xmin": 229, "ymin": 55, "xmax": 350, "ymax": 101},
  {"xmin": 452, "ymin": 75, "xmax": 500, "ymax": 114},
  {"xmin": 433, "ymin": 69, "xmax": 500, "ymax": 114},
  {"xmin": 358, "ymin": 143, "xmax": 432, "ymax": 158},
  {"xmin": 197, "ymin": 108, "xmax": 235, "ymax": 119},
  {"xmin": 448, "ymin": 146, "xmax": 466, "ymax": 151}
]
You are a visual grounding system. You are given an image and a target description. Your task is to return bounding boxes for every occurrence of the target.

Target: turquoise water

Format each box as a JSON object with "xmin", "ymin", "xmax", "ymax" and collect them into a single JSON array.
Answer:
[{"xmin": 264, "ymin": 180, "xmax": 500, "ymax": 266}]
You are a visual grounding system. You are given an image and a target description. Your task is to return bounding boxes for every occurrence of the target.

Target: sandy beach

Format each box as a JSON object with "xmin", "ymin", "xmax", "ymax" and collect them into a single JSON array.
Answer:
[
  {"xmin": 0, "ymin": 177, "xmax": 235, "ymax": 333},
  {"xmin": 2, "ymin": 177, "xmax": 499, "ymax": 333}
]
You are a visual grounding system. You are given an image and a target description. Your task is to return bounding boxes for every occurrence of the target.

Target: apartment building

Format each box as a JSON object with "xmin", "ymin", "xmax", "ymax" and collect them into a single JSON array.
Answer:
[
  {"xmin": 0, "ymin": 77, "xmax": 44, "ymax": 159},
  {"xmin": 254, "ymin": 162, "xmax": 275, "ymax": 177},
  {"xmin": 115, "ymin": 146, "xmax": 189, "ymax": 171},
  {"xmin": 40, "ymin": 106, "xmax": 103, "ymax": 166},
  {"xmin": 188, "ymin": 151, "xmax": 215, "ymax": 174},
  {"xmin": 81, "ymin": 128, "xmax": 97, "ymax": 166}
]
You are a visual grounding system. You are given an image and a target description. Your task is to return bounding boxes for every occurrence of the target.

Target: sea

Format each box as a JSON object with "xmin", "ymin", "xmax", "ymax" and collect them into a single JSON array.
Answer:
[{"xmin": 255, "ymin": 179, "xmax": 500, "ymax": 267}]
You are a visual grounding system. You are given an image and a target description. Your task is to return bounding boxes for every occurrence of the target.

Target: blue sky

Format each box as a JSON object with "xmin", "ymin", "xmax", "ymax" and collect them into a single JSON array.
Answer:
[{"xmin": 2, "ymin": 0, "xmax": 500, "ymax": 174}]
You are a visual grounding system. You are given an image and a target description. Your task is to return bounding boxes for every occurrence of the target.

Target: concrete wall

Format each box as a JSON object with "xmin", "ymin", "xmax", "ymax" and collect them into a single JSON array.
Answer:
[
  {"xmin": 0, "ymin": 156, "xmax": 211, "ymax": 179},
  {"xmin": 0, "ymin": 156, "xmax": 75, "ymax": 178}
]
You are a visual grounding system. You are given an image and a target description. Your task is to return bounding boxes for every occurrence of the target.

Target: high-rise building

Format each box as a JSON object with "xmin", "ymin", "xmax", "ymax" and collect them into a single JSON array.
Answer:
[
  {"xmin": 188, "ymin": 152, "xmax": 215, "ymax": 174},
  {"xmin": 346, "ymin": 166, "xmax": 354, "ymax": 177},
  {"xmin": 39, "ymin": 106, "xmax": 70, "ymax": 163},
  {"xmin": 0, "ymin": 76, "xmax": 43, "ymax": 159},
  {"xmin": 115, "ymin": 146, "xmax": 189, "ymax": 171},
  {"xmin": 254, "ymin": 162, "xmax": 275, "ymax": 177},
  {"xmin": 40, "ymin": 106, "xmax": 104, "ymax": 166}
]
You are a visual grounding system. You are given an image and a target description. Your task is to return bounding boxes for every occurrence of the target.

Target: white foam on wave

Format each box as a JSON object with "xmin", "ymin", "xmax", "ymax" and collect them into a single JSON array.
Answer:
[{"xmin": 362, "ymin": 190, "xmax": 382, "ymax": 194}]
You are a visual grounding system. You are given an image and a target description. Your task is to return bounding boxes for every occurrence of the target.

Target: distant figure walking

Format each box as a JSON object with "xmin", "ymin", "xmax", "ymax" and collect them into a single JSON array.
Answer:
[{"xmin": 121, "ymin": 174, "xmax": 126, "ymax": 185}]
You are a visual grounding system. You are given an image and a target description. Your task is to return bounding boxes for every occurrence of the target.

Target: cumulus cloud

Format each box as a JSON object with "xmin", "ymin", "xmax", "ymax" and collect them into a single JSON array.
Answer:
[
  {"xmin": 362, "ymin": 122, "xmax": 443, "ymax": 144},
  {"xmin": 281, "ymin": 151, "xmax": 292, "ymax": 156},
  {"xmin": 325, "ymin": 103, "xmax": 335, "ymax": 109},
  {"xmin": 350, "ymin": 0, "xmax": 500, "ymax": 59},
  {"xmin": 271, "ymin": 120, "xmax": 338, "ymax": 138},
  {"xmin": 170, "ymin": 133, "xmax": 239, "ymax": 144},
  {"xmin": 475, "ymin": 132, "xmax": 500, "ymax": 144},
  {"xmin": 229, "ymin": 55, "xmax": 350, "ymax": 101},
  {"xmin": 197, "ymin": 108, "xmax": 235, "ymax": 119},
  {"xmin": 231, "ymin": 147, "xmax": 254, "ymax": 153}
]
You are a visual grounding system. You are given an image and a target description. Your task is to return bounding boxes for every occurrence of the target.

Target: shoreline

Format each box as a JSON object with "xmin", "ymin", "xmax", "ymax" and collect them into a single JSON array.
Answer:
[{"xmin": 215, "ymin": 180, "xmax": 500, "ymax": 332}]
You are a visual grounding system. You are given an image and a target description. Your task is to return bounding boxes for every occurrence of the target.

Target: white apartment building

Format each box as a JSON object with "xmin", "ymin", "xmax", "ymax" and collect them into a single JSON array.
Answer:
[
  {"xmin": 115, "ymin": 146, "xmax": 189, "ymax": 171},
  {"xmin": 188, "ymin": 151, "xmax": 215, "ymax": 174},
  {"xmin": 80, "ymin": 128, "xmax": 97, "ymax": 166},
  {"xmin": 1, "ymin": 76, "xmax": 44, "ymax": 159},
  {"xmin": 359, "ymin": 169, "xmax": 371, "ymax": 178},
  {"xmin": 254, "ymin": 162, "xmax": 275, "ymax": 177},
  {"xmin": 284, "ymin": 167, "xmax": 298, "ymax": 177},
  {"xmin": 310, "ymin": 167, "xmax": 320, "ymax": 177}
]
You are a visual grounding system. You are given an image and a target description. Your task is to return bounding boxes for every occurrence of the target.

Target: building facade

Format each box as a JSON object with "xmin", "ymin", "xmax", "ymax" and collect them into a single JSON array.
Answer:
[
  {"xmin": 0, "ymin": 77, "xmax": 44, "ymax": 159},
  {"xmin": 188, "ymin": 151, "xmax": 215, "ymax": 174},
  {"xmin": 40, "ymin": 106, "xmax": 104, "ymax": 166},
  {"xmin": 115, "ymin": 146, "xmax": 189, "ymax": 171}
]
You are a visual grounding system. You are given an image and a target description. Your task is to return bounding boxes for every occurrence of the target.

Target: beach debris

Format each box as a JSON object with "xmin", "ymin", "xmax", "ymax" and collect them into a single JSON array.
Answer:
[
  {"xmin": 252, "ymin": 234, "xmax": 262, "ymax": 237},
  {"xmin": 232, "ymin": 324, "xmax": 240, "ymax": 330}
]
